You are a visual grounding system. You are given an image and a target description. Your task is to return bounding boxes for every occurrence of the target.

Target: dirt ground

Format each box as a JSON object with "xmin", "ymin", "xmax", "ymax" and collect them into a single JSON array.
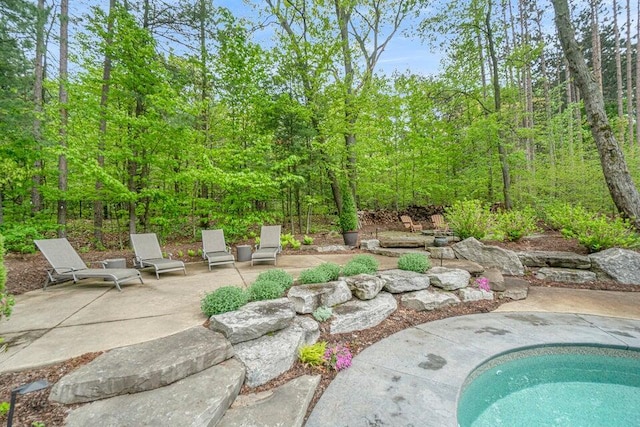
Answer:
[{"xmin": 1, "ymin": 224, "xmax": 638, "ymax": 426}]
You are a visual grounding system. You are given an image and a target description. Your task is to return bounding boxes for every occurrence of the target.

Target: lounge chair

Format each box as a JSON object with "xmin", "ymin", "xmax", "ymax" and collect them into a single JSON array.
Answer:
[
  {"xmin": 431, "ymin": 214, "xmax": 450, "ymax": 235},
  {"xmin": 34, "ymin": 238, "xmax": 144, "ymax": 292},
  {"xmin": 130, "ymin": 233, "xmax": 187, "ymax": 279},
  {"xmin": 251, "ymin": 225, "xmax": 281, "ymax": 266},
  {"xmin": 202, "ymin": 229, "xmax": 235, "ymax": 270},
  {"xmin": 400, "ymin": 215, "xmax": 423, "ymax": 233}
]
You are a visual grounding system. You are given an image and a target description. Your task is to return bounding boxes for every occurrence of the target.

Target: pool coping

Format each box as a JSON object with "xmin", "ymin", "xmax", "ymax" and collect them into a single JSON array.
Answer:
[{"xmin": 305, "ymin": 312, "xmax": 640, "ymax": 427}]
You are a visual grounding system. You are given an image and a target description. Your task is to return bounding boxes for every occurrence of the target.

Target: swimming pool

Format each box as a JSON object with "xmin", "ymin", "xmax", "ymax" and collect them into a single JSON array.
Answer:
[{"xmin": 457, "ymin": 346, "xmax": 640, "ymax": 426}]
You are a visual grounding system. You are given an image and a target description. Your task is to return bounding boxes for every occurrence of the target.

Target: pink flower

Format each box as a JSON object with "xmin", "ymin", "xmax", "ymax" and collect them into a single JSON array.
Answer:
[
  {"xmin": 324, "ymin": 344, "xmax": 352, "ymax": 371},
  {"xmin": 475, "ymin": 277, "xmax": 491, "ymax": 292}
]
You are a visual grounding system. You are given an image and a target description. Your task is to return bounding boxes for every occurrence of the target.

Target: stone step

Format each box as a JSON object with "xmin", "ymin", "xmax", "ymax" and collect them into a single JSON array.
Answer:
[
  {"xmin": 330, "ymin": 291, "xmax": 397, "ymax": 334},
  {"xmin": 65, "ymin": 359, "xmax": 245, "ymax": 427},
  {"xmin": 50, "ymin": 326, "xmax": 233, "ymax": 404},
  {"xmin": 218, "ymin": 375, "xmax": 321, "ymax": 427}
]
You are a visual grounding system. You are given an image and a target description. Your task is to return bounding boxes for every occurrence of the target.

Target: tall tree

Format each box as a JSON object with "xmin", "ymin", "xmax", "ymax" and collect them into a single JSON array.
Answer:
[
  {"xmin": 625, "ymin": 0, "xmax": 633, "ymax": 146},
  {"xmin": 552, "ymin": 0, "xmax": 640, "ymax": 229},
  {"xmin": 31, "ymin": 0, "xmax": 46, "ymax": 214},
  {"xmin": 57, "ymin": 0, "xmax": 69, "ymax": 237}
]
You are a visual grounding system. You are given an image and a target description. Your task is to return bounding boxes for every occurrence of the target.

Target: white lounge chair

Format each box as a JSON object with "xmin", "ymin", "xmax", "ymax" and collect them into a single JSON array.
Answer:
[
  {"xmin": 130, "ymin": 233, "xmax": 187, "ymax": 279},
  {"xmin": 34, "ymin": 238, "xmax": 144, "ymax": 292},
  {"xmin": 202, "ymin": 229, "xmax": 235, "ymax": 270},
  {"xmin": 251, "ymin": 225, "xmax": 282, "ymax": 266}
]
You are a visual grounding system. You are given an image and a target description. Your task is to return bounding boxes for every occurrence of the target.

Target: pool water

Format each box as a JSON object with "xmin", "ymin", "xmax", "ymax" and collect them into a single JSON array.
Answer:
[{"xmin": 457, "ymin": 347, "xmax": 640, "ymax": 427}]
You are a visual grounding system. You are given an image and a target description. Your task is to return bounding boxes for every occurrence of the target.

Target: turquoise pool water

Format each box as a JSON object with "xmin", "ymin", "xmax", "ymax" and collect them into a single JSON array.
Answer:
[{"xmin": 457, "ymin": 346, "xmax": 640, "ymax": 427}]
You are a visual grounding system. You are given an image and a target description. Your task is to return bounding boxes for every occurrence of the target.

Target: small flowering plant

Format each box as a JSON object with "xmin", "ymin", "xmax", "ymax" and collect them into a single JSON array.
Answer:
[
  {"xmin": 324, "ymin": 344, "xmax": 353, "ymax": 371},
  {"xmin": 475, "ymin": 277, "xmax": 491, "ymax": 292}
]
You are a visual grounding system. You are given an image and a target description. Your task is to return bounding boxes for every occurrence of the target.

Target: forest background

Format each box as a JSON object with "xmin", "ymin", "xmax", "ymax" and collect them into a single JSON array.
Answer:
[{"xmin": 2, "ymin": 0, "xmax": 640, "ymax": 250}]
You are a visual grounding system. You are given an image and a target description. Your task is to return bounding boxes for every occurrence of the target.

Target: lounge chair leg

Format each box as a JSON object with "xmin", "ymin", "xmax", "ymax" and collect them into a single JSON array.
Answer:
[{"xmin": 155, "ymin": 270, "xmax": 160, "ymax": 280}]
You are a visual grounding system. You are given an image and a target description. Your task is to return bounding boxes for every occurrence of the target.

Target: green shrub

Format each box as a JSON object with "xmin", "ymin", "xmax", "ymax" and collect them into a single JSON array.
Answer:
[
  {"xmin": 494, "ymin": 208, "xmax": 539, "ymax": 242},
  {"xmin": 313, "ymin": 306, "xmax": 333, "ymax": 322},
  {"xmin": 302, "ymin": 235, "xmax": 314, "ymax": 245},
  {"xmin": 248, "ymin": 280, "xmax": 284, "ymax": 301},
  {"xmin": 0, "ymin": 401, "xmax": 9, "ymax": 416},
  {"xmin": 298, "ymin": 341, "xmax": 327, "ymax": 366},
  {"xmin": 1, "ymin": 225, "xmax": 45, "ymax": 254},
  {"xmin": 280, "ymin": 233, "xmax": 301, "ymax": 250},
  {"xmin": 201, "ymin": 286, "xmax": 249, "ymax": 316},
  {"xmin": 187, "ymin": 249, "xmax": 196, "ymax": 257},
  {"xmin": 445, "ymin": 199, "xmax": 494, "ymax": 240},
  {"xmin": 341, "ymin": 255, "xmax": 378, "ymax": 277},
  {"xmin": 256, "ymin": 269, "xmax": 294, "ymax": 291},
  {"xmin": 572, "ymin": 215, "xmax": 640, "ymax": 252},
  {"xmin": 543, "ymin": 202, "xmax": 593, "ymax": 232},
  {"xmin": 317, "ymin": 263, "xmax": 341, "ymax": 281},
  {"xmin": 339, "ymin": 189, "xmax": 359, "ymax": 232},
  {"xmin": 299, "ymin": 268, "xmax": 330, "ymax": 284},
  {"xmin": 0, "ymin": 234, "xmax": 15, "ymax": 320},
  {"xmin": 397, "ymin": 253, "xmax": 431, "ymax": 273}
]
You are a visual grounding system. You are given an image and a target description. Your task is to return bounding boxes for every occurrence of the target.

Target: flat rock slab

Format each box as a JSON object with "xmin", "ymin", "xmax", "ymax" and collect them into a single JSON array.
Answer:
[
  {"xmin": 500, "ymin": 277, "xmax": 529, "ymax": 300},
  {"xmin": 330, "ymin": 292, "xmax": 397, "ymax": 334},
  {"xmin": 209, "ymin": 298, "xmax": 296, "ymax": 344},
  {"xmin": 590, "ymin": 248, "xmax": 640, "ymax": 285},
  {"xmin": 459, "ymin": 287, "xmax": 494, "ymax": 302},
  {"xmin": 218, "ymin": 375, "xmax": 321, "ymax": 427},
  {"xmin": 287, "ymin": 281, "xmax": 351, "ymax": 314},
  {"xmin": 517, "ymin": 251, "xmax": 591, "ymax": 269},
  {"xmin": 50, "ymin": 326, "xmax": 233, "ymax": 404},
  {"xmin": 535, "ymin": 267, "xmax": 596, "ymax": 284},
  {"xmin": 453, "ymin": 237, "xmax": 524, "ymax": 276},
  {"xmin": 427, "ymin": 267, "xmax": 470, "ymax": 291},
  {"xmin": 65, "ymin": 359, "xmax": 245, "ymax": 427},
  {"xmin": 401, "ymin": 289, "xmax": 460, "ymax": 311},
  {"xmin": 379, "ymin": 238, "xmax": 429, "ymax": 248},
  {"xmin": 233, "ymin": 317, "xmax": 319, "ymax": 388},
  {"xmin": 367, "ymin": 248, "xmax": 427, "ymax": 257},
  {"xmin": 380, "ymin": 269, "xmax": 430, "ymax": 293}
]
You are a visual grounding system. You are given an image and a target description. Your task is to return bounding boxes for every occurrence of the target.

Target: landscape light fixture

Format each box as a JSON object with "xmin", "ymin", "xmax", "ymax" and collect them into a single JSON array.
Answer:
[{"xmin": 6, "ymin": 379, "xmax": 50, "ymax": 427}]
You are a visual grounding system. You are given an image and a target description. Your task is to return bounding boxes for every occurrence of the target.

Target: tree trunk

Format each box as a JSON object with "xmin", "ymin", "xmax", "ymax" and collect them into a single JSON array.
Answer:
[
  {"xmin": 637, "ymin": 0, "xmax": 640, "ymax": 146},
  {"xmin": 590, "ymin": 0, "xmax": 603, "ymax": 93},
  {"xmin": 552, "ymin": 0, "xmax": 640, "ymax": 229},
  {"xmin": 613, "ymin": 0, "xmax": 624, "ymax": 122},
  {"xmin": 57, "ymin": 0, "xmax": 69, "ymax": 238},
  {"xmin": 486, "ymin": 1, "xmax": 512, "ymax": 210},
  {"xmin": 94, "ymin": 0, "xmax": 116, "ymax": 246},
  {"xmin": 627, "ymin": 0, "xmax": 635, "ymax": 146},
  {"xmin": 31, "ymin": 0, "xmax": 46, "ymax": 214}
]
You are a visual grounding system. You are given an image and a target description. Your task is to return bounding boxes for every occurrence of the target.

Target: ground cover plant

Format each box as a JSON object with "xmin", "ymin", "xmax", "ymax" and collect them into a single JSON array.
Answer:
[
  {"xmin": 397, "ymin": 253, "xmax": 431, "ymax": 273},
  {"xmin": 201, "ymin": 286, "xmax": 249, "ymax": 316},
  {"xmin": 255, "ymin": 269, "xmax": 294, "ymax": 292},
  {"xmin": 298, "ymin": 262, "xmax": 341, "ymax": 284},
  {"xmin": 341, "ymin": 254, "xmax": 379, "ymax": 276}
]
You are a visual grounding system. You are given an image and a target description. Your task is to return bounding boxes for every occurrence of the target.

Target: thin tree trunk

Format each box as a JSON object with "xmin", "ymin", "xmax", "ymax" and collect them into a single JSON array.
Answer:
[
  {"xmin": 552, "ymin": 0, "xmax": 640, "ymax": 229},
  {"xmin": 31, "ymin": 0, "xmax": 46, "ymax": 214},
  {"xmin": 590, "ymin": 0, "xmax": 603, "ymax": 93},
  {"xmin": 57, "ymin": 0, "xmax": 69, "ymax": 237},
  {"xmin": 627, "ymin": 0, "xmax": 635, "ymax": 146},
  {"xmin": 486, "ymin": 1, "xmax": 512, "ymax": 210},
  {"xmin": 637, "ymin": 0, "xmax": 640, "ymax": 146},
  {"xmin": 94, "ymin": 0, "xmax": 116, "ymax": 246},
  {"xmin": 613, "ymin": 0, "xmax": 624, "ymax": 122}
]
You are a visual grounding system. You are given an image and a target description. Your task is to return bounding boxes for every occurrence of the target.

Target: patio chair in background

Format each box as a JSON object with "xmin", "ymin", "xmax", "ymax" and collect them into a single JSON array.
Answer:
[
  {"xmin": 431, "ymin": 214, "xmax": 450, "ymax": 235},
  {"xmin": 34, "ymin": 238, "xmax": 144, "ymax": 291},
  {"xmin": 130, "ymin": 233, "xmax": 187, "ymax": 279},
  {"xmin": 202, "ymin": 229, "xmax": 235, "ymax": 270},
  {"xmin": 400, "ymin": 215, "xmax": 423, "ymax": 233},
  {"xmin": 251, "ymin": 225, "xmax": 282, "ymax": 266}
]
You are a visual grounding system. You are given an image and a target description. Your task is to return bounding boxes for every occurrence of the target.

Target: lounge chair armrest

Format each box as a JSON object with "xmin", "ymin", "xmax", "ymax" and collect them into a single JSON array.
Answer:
[{"xmin": 91, "ymin": 261, "xmax": 108, "ymax": 269}]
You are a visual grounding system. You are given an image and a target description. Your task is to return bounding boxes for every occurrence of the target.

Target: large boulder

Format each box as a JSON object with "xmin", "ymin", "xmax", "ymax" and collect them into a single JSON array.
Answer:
[
  {"xmin": 427, "ymin": 267, "xmax": 470, "ymax": 291},
  {"xmin": 401, "ymin": 289, "xmax": 460, "ymax": 311},
  {"xmin": 50, "ymin": 327, "xmax": 233, "ymax": 404},
  {"xmin": 379, "ymin": 269, "xmax": 430, "ymax": 293},
  {"xmin": 330, "ymin": 292, "xmax": 397, "ymax": 334},
  {"xmin": 589, "ymin": 248, "xmax": 640, "ymax": 285},
  {"xmin": 65, "ymin": 359, "xmax": 245, "ymax": 427},
  {"xmin": 500, "ymin": 277, "xmax": 529, "ymax": 300},
  {"xmin": 209, "ymin": 298, "xmax": 296, "ymax": 344},
  {"xmin": 518, "ymin": 251, "xmax": 591, "ymax": 269},
  {"xmin": 479, "ymin": 267, "xmax": 506, "ymax": 292},
  {"xmin": 459, "ymin": 287, "xmax": 494, "ymax": 302},
  {"xmin": 535, "ymin": 267, "xmax": 596, "ymax": 284},
  {"xmin": 452, "ymin": 237, "xmax": 524, "ymax": 276},
  {"xmin": 287, "ymin": 281, "xmax": 352, "ymax": 314},
  {"xmin": 426, "ymin": 246, "xmax": 456, "ymax": 260},
  {"xmin": 233, "ymin": 317, "xmax": 319, "ymax": 388},
  {"xmin": 344, "ymin": 274, "xmax": 385, "ymax": 300}
]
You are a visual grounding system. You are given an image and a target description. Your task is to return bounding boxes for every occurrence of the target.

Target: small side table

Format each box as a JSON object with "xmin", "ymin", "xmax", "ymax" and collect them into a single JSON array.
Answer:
[
  {"xmin": 236, "ymin": 245, "xmax": 252, "ymax": 262},
  {"xmin": 104, "ymin": 258, "xmax": 126, "ymax": 269}
]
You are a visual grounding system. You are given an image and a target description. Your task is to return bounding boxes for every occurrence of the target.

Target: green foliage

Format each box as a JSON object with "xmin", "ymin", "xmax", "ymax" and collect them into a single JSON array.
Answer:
[
  {"xmin": 339, "ymin": 189, "xmax": 359, "ymax": 232},
  {"xmin": 177, "ymin": 250, "xmax": 184, "ymax": 257},
  {"xmin": 187, "ymin": 249, "xmax": 196, "ymax": 257},
  {"xmin": 312, "ymin": 306, "xmax": 333, "ymax": 322},
  {"xmin": 494, "ymin": 208, "xmax": 539, "ymax": 241},
  {"xmin": 397, "ymin": 253, "xmax": 431, "ymax": 273},
  {"xmin": 0, "ymin": 401, "xmax": 8, "ymax": 416},
  {"xmin": 298, "ymin": 262, "xmax": 341, "ymax": 284},
  {"xmin": 248, "ymin": 280, "xmax": 284, "ymax": 301},
  {"xmin": 200, "ymin": 286, "xmax": 249, "ymax": 316},
  {"xmin": 255, "ymin": 269, "xmax": 294, "ymax": 292},
  {"xmin": 302, "ymin": 235, "xmax": 314, "ymax": 245},
  {"xmin": 298, "ymin": 341, "xmax": 327, "ymax": 366},
  {"xmin": 281, "ymin": 233, "xmax": 301, "ymax": 250},
  {"xmin": 1, "ymin": 223, "xmax": 52, "ymax": 254},
  {"xmin": 445, "ymin": 200, "xmax": 494, "ymax": 240},
  {"xmin": 0, "ymin": 235, "xmax": 15, "ymax": 321},
  {"xmin": 543, "ymin": 202, "xmax": 594, "ymax": 232},
  {"xmin": 32, "ymin": 422, "xmax": 45, "ymax": 427},
  {"xmin": 341, "ymin": 255, "xmax": 378, "ymax": 277}
]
